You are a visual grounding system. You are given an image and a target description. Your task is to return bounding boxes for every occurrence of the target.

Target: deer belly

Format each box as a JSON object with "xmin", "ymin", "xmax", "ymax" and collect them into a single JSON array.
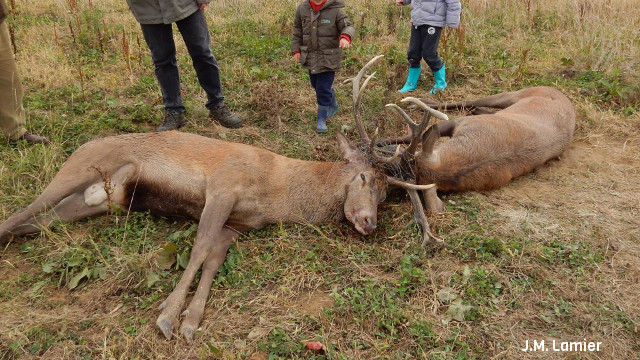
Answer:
[{"xmin": 123, "ymin": 180, "xmax": 204, "ymax": 219}]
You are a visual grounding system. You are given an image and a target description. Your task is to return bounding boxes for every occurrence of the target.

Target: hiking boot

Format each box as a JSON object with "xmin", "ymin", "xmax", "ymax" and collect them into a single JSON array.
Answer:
[
  {"xmin": 156, "ymin": 111, "xmax": 186, "ymax": 132},
  {"xmin": 209, "ymin": 102, "xmax": 242, "ymax": 128},
  {"xmin": 16, "ymin": 132, "xmax": 50, "ymax": 144}
]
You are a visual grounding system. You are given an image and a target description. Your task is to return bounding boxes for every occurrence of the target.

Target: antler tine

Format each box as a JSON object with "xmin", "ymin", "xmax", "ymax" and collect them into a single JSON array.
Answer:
[
  {"xmin": 369, "ymin": 128, "xmax": 401, "ymax": 164},
  {"xmin": 405, "ymin": 189, "xmax": 444, "ymax": 248},
  {"xmin": 385, "ymin": 103, "xmax": 429, "ymax": 156},
  {"xmin": 400, "ymin": 97, "xmax": 449, "ymax": 121},
  {"xmin": 343, "ymin": 54, "xmax": 385, "ymax": 143},
  {"xmin": 386, "ymin": 176, "xmax": 435, "ymax": 190}
]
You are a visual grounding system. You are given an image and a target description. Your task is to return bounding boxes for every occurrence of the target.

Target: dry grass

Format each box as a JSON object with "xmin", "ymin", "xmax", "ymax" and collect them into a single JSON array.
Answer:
[{"xmin": 0, "ymin": 0, "xmax": 639, "ymax": 359}]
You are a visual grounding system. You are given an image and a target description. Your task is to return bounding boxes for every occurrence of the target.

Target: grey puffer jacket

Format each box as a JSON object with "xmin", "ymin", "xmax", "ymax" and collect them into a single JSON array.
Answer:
[
  {"xmin": 401, "ymin": 0, "xmax": 461, "ymax": 28},
  {"xmin": 126, "ymin": 0, "xmax": 210, "ymax": 25},
  {"xmin": 1, "ymin": 0, "xmax": 9, "ymax": 24},
  {"xmin": 291, "ymin": 0, "xmax": 355, "ymax": 74}
]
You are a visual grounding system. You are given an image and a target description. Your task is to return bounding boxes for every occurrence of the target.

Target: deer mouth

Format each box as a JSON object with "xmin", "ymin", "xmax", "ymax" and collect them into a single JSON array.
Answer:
[{"xmin": 347, "ymin": 212, "xmax": 376, "ymax": 235}]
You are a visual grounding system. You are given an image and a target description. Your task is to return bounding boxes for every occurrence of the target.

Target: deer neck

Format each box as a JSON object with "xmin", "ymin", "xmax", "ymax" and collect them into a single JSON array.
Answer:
[{"xmin": 283, "ymin": 160, "xmax": 353, "ymax": 224}]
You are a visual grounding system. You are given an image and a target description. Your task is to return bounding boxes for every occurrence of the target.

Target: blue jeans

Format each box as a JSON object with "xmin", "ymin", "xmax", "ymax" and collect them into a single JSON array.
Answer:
[
  {"xmin": 407, "ymin": 24, "xmax": 443, "ymax": 72},
  {"xmin": 140, "ymin": 10, "xmax": 224, "ymax": 112},
  {"xmin": 309, "ymin": 71, "xmax": 335, "ymax": 106}
]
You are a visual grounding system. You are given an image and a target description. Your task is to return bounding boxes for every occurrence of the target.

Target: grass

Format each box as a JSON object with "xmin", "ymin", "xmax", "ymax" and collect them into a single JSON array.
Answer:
[{"xmin": 1, "ymin": 0, "xmax": 639, "ymax": 359}]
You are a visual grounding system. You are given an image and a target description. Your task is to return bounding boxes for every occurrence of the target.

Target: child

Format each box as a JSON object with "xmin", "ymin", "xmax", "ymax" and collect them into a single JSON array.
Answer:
[
  {"xmin": 396, "ymin": 0, "xmax": 461, "ymax": 94},
  {"xmin": 291, "ymin": 0, "xmax": 355, "ymax": 133}
]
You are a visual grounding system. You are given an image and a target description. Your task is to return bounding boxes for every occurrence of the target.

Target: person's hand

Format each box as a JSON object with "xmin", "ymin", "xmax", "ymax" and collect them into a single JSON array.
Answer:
[
  {"xmin": 199, "ymin": 3, "xmax": 208, "ymax": 10},
  {"xmin": 395, "ymin": 0, "xmax": 404, "ymax": 6},
  {"xmin": 293, "ymin": 53, "xmax": 301, "ymax": 63},
  {"xmin": 339, "ymin": 38, "xmax": 350, "ymax": 50}
]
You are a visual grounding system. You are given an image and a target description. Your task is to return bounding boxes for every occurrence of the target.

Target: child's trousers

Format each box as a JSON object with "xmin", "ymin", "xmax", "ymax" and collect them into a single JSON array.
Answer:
[
  {"xmin": 407, "ymin": 24, "xmax": 443, "ymax": 72},
  {"xmin": 309, "ymin": 71, "xmax": 335, "ymax": 106}
]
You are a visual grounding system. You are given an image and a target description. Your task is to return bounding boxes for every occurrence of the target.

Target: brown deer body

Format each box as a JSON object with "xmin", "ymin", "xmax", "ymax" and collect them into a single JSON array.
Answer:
[
  {"xmin": 414, "ymin": 86, "xmax": 576, "ymax": 213},
  {"xmin": 0, "ymin": 130, "xmax": 388, "ymax": 341}
]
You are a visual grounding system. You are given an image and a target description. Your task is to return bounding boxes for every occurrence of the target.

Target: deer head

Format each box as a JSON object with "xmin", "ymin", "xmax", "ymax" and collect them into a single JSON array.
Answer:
[
  {"xmin": 337, "ymin": 132, "xmax": 388, "ymax": 234},
  {"xmin": 344, "ymin": 55, "xmax": 447, "ymax": 247}
]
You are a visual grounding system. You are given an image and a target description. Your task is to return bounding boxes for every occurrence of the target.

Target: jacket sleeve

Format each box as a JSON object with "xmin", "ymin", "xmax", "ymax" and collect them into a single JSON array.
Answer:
[
  {"xmin": 336, "ymin": 9, "xmax": 355, "ymax": 41},
  {"xmin": 445, "ymin": 0, "xmax": 461, "ymax": 28},
  {"xmin": 196, "ymin": 0, "xmax": 211, "ymax": 4},
  {"xmin": 291, "ymin": 7, "xmax": 303, "ymax": 53},
  {"xmin": 403, "ymin": 0, "xmax": 412, "ymax": 5}
]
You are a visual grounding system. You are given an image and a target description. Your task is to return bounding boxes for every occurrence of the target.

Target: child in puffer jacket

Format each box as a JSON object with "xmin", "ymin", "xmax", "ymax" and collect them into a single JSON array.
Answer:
[
  {"xmin": 396, "ymin": 0, "xmax": 461, "ymax": 94},
  {"xmin": 292, "ymin": 0, "xmax": 355, "ymax": 133}
]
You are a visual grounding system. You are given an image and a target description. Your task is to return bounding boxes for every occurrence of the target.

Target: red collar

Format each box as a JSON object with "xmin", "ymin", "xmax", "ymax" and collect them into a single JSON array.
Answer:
[{"xmin": 310, "ymin": 0, "xmax": 327, "ymax": 11}]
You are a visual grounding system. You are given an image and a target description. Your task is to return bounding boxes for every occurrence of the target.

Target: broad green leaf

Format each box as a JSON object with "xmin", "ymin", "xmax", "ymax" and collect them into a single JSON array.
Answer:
[
  {"xmin": 177, "ymin": 251, "xmax": 190, "ymax": 270},
  {"xmin": 67, "ymin": 257, "xmax": 84, "ymax": 267},
  {"xmin": 145, "ymin": 270, "xmax": 161, "ymax": 288},
  {"xmin": 69, "ymin": 267, "xmax": 92, "ymax": 290},
  {"xmin": 42, "ymin": 263, "xmax": 55, "ymax": 274}
]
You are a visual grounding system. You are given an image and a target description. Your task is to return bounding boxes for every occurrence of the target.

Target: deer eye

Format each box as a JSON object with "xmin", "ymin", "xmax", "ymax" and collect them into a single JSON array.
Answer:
[{"xmin": 360, "ymin": 174, "xmax": 366, "ymax": 183}]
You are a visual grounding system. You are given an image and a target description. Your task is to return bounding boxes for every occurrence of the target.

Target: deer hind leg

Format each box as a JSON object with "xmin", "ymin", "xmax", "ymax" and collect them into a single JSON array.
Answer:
[
  {"xmin": 5, "ymin": 193, "xmax": 111, "ymax": 239},
  {"xmin": 0, "ymin": 163, "xmax": 136, "ymax": 242},
  {"xmin": 179, "ymin": 227, "xmax": 238, "ymax": 342},
  {"xmin": 156, "ymin": 196, "xmax": 234, "ymax": 340}
]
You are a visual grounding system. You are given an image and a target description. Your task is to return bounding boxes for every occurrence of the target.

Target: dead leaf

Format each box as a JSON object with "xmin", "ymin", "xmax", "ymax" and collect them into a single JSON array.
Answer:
[
  {"xmin": 247, "ymin": 326, "xmax": 270, "ymax": 340},
  {"xmin": 247, "ymin": 352, "xmax": 268, "ymax": 360}
]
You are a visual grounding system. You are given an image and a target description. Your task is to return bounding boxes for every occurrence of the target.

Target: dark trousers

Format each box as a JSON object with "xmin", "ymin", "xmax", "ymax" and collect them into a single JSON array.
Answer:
[
  {"xmin": 140, "ymin": 10, "xmax": 223, "ymax": 112},
  {"xmin": 407, "ymin": 24, "xmax": 443, "ymax": 72},
  {"xmin": 309, "ymin": 71, "xmax": 335, "ymax": 106}
]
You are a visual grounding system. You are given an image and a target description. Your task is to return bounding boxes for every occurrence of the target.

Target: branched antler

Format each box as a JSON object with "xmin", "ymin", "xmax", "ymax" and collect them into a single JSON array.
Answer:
[
  {"xmin": 343, "ymin": 54, "xmax": 384, "ymax": 143},
  {"xmin": 347, "ymin": 55, "xmax": 451, "ymax": 249}
]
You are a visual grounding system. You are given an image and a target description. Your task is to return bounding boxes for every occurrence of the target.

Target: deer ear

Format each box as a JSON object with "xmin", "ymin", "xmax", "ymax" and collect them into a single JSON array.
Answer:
[{"xmin": 337, "ymin": 132, "xmax": 365, "ymax": 164}]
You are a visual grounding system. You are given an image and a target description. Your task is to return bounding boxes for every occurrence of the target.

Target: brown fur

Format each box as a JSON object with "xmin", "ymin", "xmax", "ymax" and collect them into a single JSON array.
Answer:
[
  {"xmin": 415, "ymin": 87, "xmax": 575, "ymax": 212},
  {"xmin": 0, "ymin": 130, "xmax": 387, "ymax": 342}
]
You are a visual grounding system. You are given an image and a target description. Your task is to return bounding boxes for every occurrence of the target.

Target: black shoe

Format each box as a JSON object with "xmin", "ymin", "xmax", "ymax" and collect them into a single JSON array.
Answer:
[
  {"xmin": 17, "ymin": 132, "xmax": 50, "ymax": 144},
  {"xmin": 209, "ymin": 103, "xmax": 242, "ymax": 128},
  {"xmin": 156, "ymin": 111, "xmax": 186, "ymax": 132}
]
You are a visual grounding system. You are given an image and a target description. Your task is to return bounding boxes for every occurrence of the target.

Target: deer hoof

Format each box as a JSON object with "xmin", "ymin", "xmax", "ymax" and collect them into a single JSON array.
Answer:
[
  {"xmin": 181, "ymin": 309, "xmax": 190, "ymax": 317},
  {"xmin": 156, "ymin": 317, "xmax": 174, "ymax": 340},
  {"xmin": 180, "ymin": 323, "xmax": 196, "ymax": 343},
  {"xmin": 158, "ymin": 301, "xmax": 166, "ymax": 310}
]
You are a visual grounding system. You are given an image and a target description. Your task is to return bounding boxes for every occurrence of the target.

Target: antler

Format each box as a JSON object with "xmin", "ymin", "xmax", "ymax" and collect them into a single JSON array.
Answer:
[
  {"xmin": 346, "ymin": 55, "xmax": 447, "ymax": 248},
  {"xmin": 385, "ymin": 97, "xmax": 449, "ymax": 157},
  {"xmin": 343, "ymin": 54, "xmax": 385, "ymax": 143}
]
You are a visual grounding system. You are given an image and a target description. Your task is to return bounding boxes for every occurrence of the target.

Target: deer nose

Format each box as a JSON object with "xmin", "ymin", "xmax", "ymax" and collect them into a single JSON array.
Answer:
[{"xmin": 363, "ymin": 216, "xmax": 376, "ymax": 234}]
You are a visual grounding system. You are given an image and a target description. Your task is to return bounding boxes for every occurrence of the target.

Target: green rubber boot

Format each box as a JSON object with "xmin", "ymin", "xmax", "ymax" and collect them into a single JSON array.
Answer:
[
  {"xmin": 429, "ymin": 64, "xmax": 447, "ymax": 94},
  {"xmin": 398, "ymin": 66, "xmax": 421, "ymax": 93}
]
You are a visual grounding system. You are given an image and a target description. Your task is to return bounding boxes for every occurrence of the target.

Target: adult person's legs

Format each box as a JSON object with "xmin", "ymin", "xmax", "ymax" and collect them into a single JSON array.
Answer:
[
  {"xmin": 0, "ymin": 22, "xmax": 48, "ymax": 143},
  {"xmin": 176, "ymin": 10, "xmax": 241, "ymax": 128},
  {"xmin": 140, "ymin": 22, "xmax": 186, "ymax": 131}
]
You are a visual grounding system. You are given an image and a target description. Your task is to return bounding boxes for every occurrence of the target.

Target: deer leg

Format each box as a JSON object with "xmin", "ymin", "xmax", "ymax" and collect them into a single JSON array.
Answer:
[
  {"xmin": 0, "ymin": 163, "xmax": 136, "ymax": 243},
  {"xmin": 156, "ymin": 197, "xmax": 234, "ymax": 340},
  {"xmin": 179, "ymin": 227, "xmax": 237, "ymax": 342},
  {"xmin": 4, "ymin": 193, "xmax": 110, "ymax": 239},
  {"xmin": 406, "ymin": 189, "xmax": 443, "ymax": 248},
  {"xmin": 422, "ymin": 186, "xmax": 444, "ymax": 214}
]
